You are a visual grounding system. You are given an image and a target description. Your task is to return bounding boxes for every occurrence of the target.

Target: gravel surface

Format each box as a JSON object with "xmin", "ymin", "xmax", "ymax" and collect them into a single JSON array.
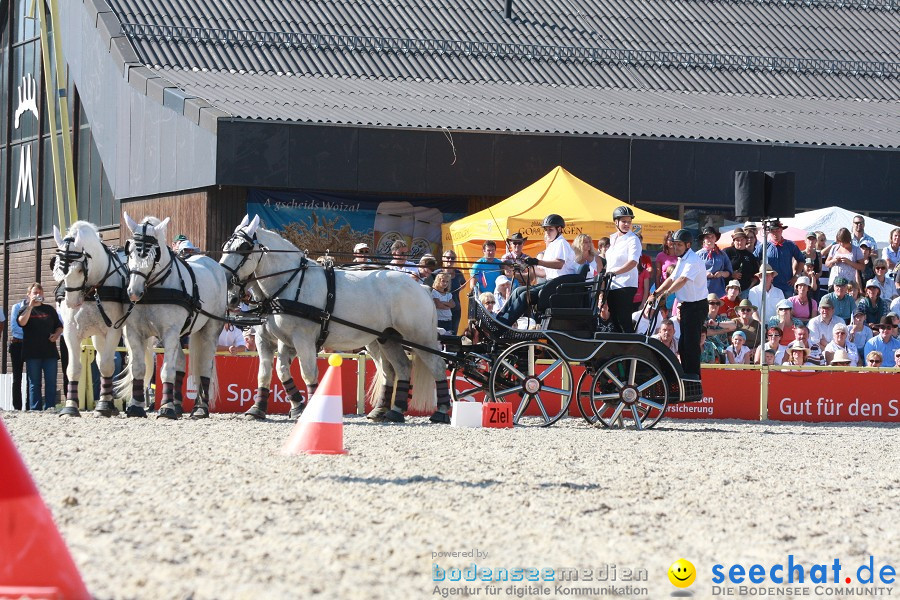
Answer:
[{"xmin": 3, "ymin": 411, "xmax": 899, "ymax": 600}]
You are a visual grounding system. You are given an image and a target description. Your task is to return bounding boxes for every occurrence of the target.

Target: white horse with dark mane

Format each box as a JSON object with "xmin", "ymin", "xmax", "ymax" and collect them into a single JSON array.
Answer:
[
  {"xmin": 121, "ymin": 213, "xmax": 229, "ymax": 419},
  {"xmin": 51, "ymin": 221, "xmax": 134, "ymax": 417},
  {"xmin": 219, "ymin": 215, "xmax": 452, "ymax": 423}
]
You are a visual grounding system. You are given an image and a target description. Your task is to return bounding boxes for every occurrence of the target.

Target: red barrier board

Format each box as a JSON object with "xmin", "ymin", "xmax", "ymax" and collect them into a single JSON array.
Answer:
[
  {"xmin": 768, "ymin": 370, "xmax": 900, "ymax": 423},
  {"xmin": 154, "ymin": 355, "xmax": 374, "ymax": 415},
  {"xmin": 665, "ymin": 368, "xmax": 760, "ymax": 421}
]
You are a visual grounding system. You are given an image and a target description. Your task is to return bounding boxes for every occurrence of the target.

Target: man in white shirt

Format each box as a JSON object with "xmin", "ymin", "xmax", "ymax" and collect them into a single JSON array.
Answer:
[
  {"xmin": 648, "ymin": 228, "xmax": 708, "ymax": 379},
  {"xmin": 748, "ymin": 265, "xmax": 785, "ymax": 324},
  {"xmin": 606, "ymin": 206, "xmax": 642, "ymax": 333},
  {"xmin": 807, "ymin": 296, "xmax": 838, "ymax": 349},
  {"xmin": 496, "ymin": 214, "xmax": 575, "ymax": 326}
]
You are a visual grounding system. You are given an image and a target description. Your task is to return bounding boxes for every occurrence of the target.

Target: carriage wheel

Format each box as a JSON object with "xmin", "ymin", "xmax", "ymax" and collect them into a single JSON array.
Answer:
[
  {"xmin": 589, "ymin": 356, "xmax": 668, "ymax": 430},
  {"xmin": 575, "ymin": 369, "xmax": 598, "ymax": 425},
  {"xmin": 489, "ymin": 341, "xmax": 573, "ymax": 427},
  {"xmin": 450, "ymin": 354, "xmax": 491, "ymax": 403}
]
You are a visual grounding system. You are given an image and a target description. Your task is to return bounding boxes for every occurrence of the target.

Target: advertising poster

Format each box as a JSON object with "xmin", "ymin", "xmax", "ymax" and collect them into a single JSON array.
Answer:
[{"xmin": 247, "ymin": 189, "xmax": 467, "ymax": 260}]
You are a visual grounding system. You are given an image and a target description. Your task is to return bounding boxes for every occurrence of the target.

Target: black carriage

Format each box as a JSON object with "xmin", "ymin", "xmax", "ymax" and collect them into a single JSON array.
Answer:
[{"xmin": 443, "ymin": 271, "xmax": 704, "ymax": 429}]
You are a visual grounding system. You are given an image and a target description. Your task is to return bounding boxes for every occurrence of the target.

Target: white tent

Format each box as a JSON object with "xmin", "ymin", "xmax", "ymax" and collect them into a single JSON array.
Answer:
[{"xmin": 783, "ymin": 206, "xmax": 897, "ymax": 247}]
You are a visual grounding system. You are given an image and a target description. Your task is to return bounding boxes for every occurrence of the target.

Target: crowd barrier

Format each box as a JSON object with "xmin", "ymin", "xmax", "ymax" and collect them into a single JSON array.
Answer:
[{"xmin": 76, "ymin": 346, "xmax": 900, "ymax": 423}]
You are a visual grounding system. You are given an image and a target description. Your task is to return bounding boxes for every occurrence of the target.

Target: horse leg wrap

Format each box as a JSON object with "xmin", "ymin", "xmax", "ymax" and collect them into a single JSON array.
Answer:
[
  {"xmin": 367, "ymin": 384, "xmax": 394, "ymax": 422},
  {"xmin": 190, "ymin": 376, "xmax": 211, "ymax": 420},
  {"xmin": 244, "ymin": 388, "xmax": 269, "ymax": 420},
  {"xmin": 173, "ymin": 371, "xmax": 185, "ymax": 406},
  {"xmin": 384, "ymin": 380, "xmax": 410, "ymax": 423},
  {"xmin": 126, "ymin": 378, "xmax": 148, "ymax": 418},
  {"xmin": 429, "ymin": 379, "xmax": 452, "ymax": 424},
  {"xmin": 284, "ymin": 379, "xmax": 307, "ymax": 419},
  {"xmin": 157, "ymin": 383, "xmax": 180, "ymax": 420},
  {"xmin": 58, "ymin": 381, "xmax": 81, "ymax": 417},
  {"xmin": 93, "ymin": 377, "xmax": 119, "ymax": 418}
]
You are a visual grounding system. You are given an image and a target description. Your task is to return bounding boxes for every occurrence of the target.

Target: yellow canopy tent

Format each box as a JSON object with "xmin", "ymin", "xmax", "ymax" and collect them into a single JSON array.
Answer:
[
  {"xmin": 443, "ymin": 165, "xmax": 680, "ymax": 263},
  {"xmin": 441, "ymin": 166, "xmax": 681, "ymax": 331}
]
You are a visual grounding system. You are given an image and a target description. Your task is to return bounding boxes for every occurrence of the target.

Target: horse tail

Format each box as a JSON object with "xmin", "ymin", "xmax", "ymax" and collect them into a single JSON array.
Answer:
[
  {"xmin": 113, "ymin": 339, "xmax": 156, "ymax": 404},
  {"xmin": 365, "ymin": 342, "xmax": 387, "ymax": 411},
  {"xmin": 207, "ymin": 353, "xmax": 220, "ymax": 410},
  {"xmin": 409, "ymin": 352, "xmax": 437, "ymax": 412}
]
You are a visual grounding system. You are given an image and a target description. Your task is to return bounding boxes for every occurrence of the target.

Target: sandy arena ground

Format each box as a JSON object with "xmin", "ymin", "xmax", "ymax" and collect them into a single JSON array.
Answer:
[{"xmin": 3, "ymin": 411, "xmax": 900, "ymax": 600}]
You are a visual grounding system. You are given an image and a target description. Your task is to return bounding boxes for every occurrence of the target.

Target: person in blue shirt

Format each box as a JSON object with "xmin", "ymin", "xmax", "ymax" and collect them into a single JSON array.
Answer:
[
  {"xmin": 696, "ymin": 226, "xmax": 733, "ymax": 297},
  {"xmin": 822, "ymin": 277, "xmax": 856, "ymax": 323},
  {"xmin": 753, "ymin": 219, "xmax": 804, "ymax": 296},
  {"xmin": 863, "ymin": 317, "xmax": 900, "ymax": 367},
  {"xmin": 470, "ymin": 240, "xmax": 502, "ymax": 295},
  {"xmin": 8, "ymin": 296, "xmax": 28, "ymax": 410}
]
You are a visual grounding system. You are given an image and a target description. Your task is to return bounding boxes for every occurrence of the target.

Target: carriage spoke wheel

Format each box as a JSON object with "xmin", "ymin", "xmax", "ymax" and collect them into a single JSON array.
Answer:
[
  {"xmin": 450, "ymin": 354, "xmax": 492, "ymax": 403},
  {"xmin": 576, "ymin": 369, "xmax": 599, "ymax": 425},
  {"xmin": 489, "ymin": 341, "xmax": 573, "ymax": 427},
  {"xmin": 590, "ymin": 356, "xmax": 668, "ymax": 430}
]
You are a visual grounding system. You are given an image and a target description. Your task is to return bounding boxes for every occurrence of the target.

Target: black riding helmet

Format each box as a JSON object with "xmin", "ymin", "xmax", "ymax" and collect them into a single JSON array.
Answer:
[
  {"xmin": 612, "ymin": 206, "xmax": 635, "ymax": 221},
  {"xmin": 672, "ymin": 228, "xmax": 694, "ymax": 245},
  {"xmin": 542, "ymin": 214, "xmax": 565, "ymax": 229}
]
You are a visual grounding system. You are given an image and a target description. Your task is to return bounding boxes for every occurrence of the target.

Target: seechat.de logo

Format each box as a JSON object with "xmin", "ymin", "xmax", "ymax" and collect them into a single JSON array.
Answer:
[{"xmin": 668, "ymin": 559, "xmax": 696, "ymax": 588}]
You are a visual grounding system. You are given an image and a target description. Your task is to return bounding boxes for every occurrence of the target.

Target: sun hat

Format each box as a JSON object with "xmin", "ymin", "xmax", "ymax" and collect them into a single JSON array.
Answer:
[
  {"xmin": 506, "ymin": 232, "xmax": 527, "ymax": 243},
  {"xmin": 495, "ymin": 275, "xmax": 510, "ymax": 286},
  {"xmin": 776, "ymin": 299, "xmax": 793, "ymax": 310},
  {"xmin": 830, "ymin": 348, "xmax": 852, "ymax": 365},
  {"xmin": 731, "ymin": 230, "xmax": 748, "ymax": 240},
  {"xmin": 833, "ymin": 276, "xmax": 850, "ymax": 286},
  {"xmin": 758, "ymin": 264, "xmax": 778, "ymax": 276},
  {"xmin": 700, "ymin": 226, "xmax": 721, "ymax": 241},
  {"xmin": 794, "ymin": 276, "xmax": 811, "ymax": 288},
  {"xmin": 820, "ymin": 296, "xmax": 834, "ymax": 308},
  {"xmin": 806, "ymin": 232, "xmax": 817, "ymax": 240},
  {"xmin": 353, "ymin": 242, "xmax": 370, "ymax": 252},
  {"xmin": 804, "ymin": 257, "xmax": 816, "ymax": 265},
  {"xmin": 732, "ymin": 330, "xmax": 747, "ymax": 341},
  {"xmin": 737, "ymin": 299, "xmax": 756, "ymax": 311},
  {"xmin": 726, "ymin": 279, "xmax": 741, "ymax": 290},
  {"xmin": 707, "ymin": 293, "xmax": 720, "ymax": 303},
  {"xmin": 766, "ymin": 218, "xmax": 786, "ymax": 229},
  {"xmin": 787, "ymin": 341, "xmax": 811, "ymax": 355},
  {"xmin": 865, "ymin": 279, "xmax": 881, "ymax": 289},
  {"xmin": 744, "ymin": 221, "xmax": 759, "ymax": 229},
  {"xmin": 179, "ymin": 240, "xmax": 198, "ymax": 251}
]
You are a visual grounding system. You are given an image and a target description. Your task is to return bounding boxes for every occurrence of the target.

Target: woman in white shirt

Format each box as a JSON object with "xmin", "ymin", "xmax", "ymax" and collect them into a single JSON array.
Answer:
[{"xmin": 605, "ymin": 206, "xmax": 642, "ymax": 333}]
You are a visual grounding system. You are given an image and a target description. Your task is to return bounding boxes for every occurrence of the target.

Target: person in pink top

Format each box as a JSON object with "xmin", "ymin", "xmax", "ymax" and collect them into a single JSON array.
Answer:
[
  {"xmin": 655, "ymin": 230, "xmax": 678, "ymax": 289},
  {"xmin": 788, "ymin": 276, "xmax": 818, "ymax": 322}
]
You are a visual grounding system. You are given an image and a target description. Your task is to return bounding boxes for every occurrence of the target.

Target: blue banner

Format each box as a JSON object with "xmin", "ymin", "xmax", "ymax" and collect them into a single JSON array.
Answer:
[{"xmin": 247, "ymin": 189, "xmax": 467, "ymax": 260}]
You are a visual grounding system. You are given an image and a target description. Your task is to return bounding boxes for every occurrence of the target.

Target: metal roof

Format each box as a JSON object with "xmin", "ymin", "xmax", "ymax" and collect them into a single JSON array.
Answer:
[{"xmin": 88, "ymin": 0, "xmax": 900, "ymax": 147}]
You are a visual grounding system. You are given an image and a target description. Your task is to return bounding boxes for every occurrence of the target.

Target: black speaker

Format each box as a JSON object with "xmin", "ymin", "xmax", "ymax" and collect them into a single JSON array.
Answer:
[
  {"xmin": 764, "ymin": 171, "xmax": 795, "ymax": 218},
  {"xmin": 734, "ymin": 171, "xmax": 766, "ymax": 218}
]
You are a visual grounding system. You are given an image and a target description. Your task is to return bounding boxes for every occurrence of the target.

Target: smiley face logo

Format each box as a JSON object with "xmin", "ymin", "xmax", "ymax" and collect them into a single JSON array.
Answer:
[{"xmin": 668, "ymin": 559, "xmax": 696, "ymax": 588}]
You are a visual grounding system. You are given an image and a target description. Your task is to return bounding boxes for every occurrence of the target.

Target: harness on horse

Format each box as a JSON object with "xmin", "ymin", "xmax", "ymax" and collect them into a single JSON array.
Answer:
[
  {"xmin": 226, "ymin": 231, "xmax": 337, "ymax": 352},
  {"xmin": 54, "ymin": 236, "xmax": 130, "ymax": 327},
  {"xmin": 117, "ymin": 224, "xmax": 204, "ymax": 334}
]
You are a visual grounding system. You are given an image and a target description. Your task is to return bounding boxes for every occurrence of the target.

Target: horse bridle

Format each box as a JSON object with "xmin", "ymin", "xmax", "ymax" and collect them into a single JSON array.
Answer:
[
  {"xmin": 55, "ymin": 236, "xmax": 92, "ymax": 293},
  {"xmin": 125, "ymin": 222, "xmax": 168, "ymax": 286},
  {"xmin": 221, "ymin": 229, "xmax": 265, "ymax": 292}
]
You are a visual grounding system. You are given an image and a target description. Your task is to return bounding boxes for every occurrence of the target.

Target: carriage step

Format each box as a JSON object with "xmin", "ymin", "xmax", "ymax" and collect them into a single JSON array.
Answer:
[{"xmin": 670, "ymin": 378, "xmax": 703, "ymax": 404}]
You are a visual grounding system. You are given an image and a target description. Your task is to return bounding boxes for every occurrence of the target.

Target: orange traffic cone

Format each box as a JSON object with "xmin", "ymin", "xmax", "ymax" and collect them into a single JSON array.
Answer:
[
  {"xmin": 280, "ymin": 355, "xmax": 348, "ymax": 455},
  {"xmin": 0, "ymin": 419, "xmax": 91, "ymax": 599}
]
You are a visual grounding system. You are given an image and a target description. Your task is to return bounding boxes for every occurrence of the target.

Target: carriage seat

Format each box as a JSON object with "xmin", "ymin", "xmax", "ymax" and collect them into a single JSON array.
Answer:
[{"xmin": 537, "ymin": 265, "xmax": 602, "ymax": 336}]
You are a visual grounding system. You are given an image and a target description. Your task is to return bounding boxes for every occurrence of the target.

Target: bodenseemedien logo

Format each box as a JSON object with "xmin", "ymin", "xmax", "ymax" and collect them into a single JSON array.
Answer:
[{"xmin": 669, "ymin": 559, "xmax": 697, "ymax": 588}]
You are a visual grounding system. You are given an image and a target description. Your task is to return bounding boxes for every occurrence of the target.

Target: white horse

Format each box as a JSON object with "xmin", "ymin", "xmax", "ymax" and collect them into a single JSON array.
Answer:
[
  {"xmin": 219, "ymin": 215, "xmax": 452, "ymax": 423},
  {"xmin": 51, "ymin": 221, "xmax": 133, "ymax": 417},
  {"xmin": 121, "ymin": 213, "xmax": 229, "ymax": 419}
]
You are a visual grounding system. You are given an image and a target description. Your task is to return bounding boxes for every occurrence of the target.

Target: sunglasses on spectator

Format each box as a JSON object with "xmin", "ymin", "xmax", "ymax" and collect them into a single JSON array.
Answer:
[
  {"xmin": 709, "ymin": 301, "xmax": 721, "ymax": 306},
  {"xmin": 876, "ymin": 266, "xmax": 887, "ymax": 270},
  {"xmin": 868, "ymin": 359, "xmax": 882, "ymax": 365},
  {"xmin": 767, "ymin": 333, "xmax": 782, "ymax": 338},
  {"xmin": 738, "ymin": 308, "xmax": 752, "ymax": 312}
]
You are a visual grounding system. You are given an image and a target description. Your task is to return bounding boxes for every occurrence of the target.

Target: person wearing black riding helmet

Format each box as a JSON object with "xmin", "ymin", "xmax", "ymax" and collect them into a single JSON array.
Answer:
[
  {"xmin": 605, "ymin": 206, "xmax": 642, "ymax": 333},
  {"xmin": 648, "ymin": 228, "xmax": 709, "ymax": 379},
  {"xmin": 495, "ymin": 213, "xmax": 576, "ymax": 326}
]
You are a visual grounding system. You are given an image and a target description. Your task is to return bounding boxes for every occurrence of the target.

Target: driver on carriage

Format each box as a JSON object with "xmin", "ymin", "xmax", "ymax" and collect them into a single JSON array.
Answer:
[{"xmin": 495, "ymin": 214, "xmax": 576, "ymax": 326}]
